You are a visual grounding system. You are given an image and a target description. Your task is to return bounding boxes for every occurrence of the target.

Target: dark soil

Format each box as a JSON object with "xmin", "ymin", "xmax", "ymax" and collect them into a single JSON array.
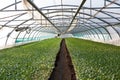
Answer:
[{"xmin": 48, "ymin": 39, "xmax": 76, "ymax": 80}]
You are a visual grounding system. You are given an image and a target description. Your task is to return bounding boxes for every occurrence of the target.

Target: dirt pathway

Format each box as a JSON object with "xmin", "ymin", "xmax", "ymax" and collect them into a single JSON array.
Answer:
[{"xmin": 48, "ymin": 39, "xmax": 76, "ymax": 80}]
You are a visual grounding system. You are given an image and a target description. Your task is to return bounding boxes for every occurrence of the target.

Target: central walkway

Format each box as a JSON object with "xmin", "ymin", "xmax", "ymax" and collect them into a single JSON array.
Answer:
[{"xmin": 48, "ymin": 39, "xmax": 76, "ymax": 80}]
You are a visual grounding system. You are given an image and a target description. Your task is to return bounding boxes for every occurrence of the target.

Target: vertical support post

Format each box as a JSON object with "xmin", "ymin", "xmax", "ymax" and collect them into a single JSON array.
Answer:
[
  {"xmin": 90, "ymin": 0, "xmax": 92, "ymax": 15},
  {"xmin": 104, "ymin": 0, "xmax": 106, "ymax": 6},
  {"xmin": 15, "ymin": 0, "xmax": 17, "ymax": 10}
]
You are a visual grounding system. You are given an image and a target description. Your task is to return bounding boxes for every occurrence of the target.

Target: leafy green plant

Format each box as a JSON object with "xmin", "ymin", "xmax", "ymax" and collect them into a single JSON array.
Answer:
[
  {"xmin": 66, "ymin": 38, "xmax": 120, "ymax": 80},
  {"xmin": 0, "ymin": 38, "xmax": 61, "ymax": 80}
]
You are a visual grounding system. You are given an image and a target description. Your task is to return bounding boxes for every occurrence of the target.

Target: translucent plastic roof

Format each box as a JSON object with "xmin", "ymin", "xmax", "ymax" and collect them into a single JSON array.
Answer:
[{"xmin": 0, "ymin": 0, "xmax": 120, "ymax": 47}]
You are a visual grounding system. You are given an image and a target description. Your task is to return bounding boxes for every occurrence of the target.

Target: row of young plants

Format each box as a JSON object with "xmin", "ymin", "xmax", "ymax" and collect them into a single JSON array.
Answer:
[
  {"xmin": 0, "ymin": 38, "xmax": 61, "ymax": 80},
  {"xmin": 66, "ymin": 38, "xmax": 120, "ymax": 80}
]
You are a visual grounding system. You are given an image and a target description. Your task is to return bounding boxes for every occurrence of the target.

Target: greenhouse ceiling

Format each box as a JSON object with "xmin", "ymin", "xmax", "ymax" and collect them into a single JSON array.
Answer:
[{"xmin": 0, "ymin": 0, "xmax": 120, "ymax": 47}]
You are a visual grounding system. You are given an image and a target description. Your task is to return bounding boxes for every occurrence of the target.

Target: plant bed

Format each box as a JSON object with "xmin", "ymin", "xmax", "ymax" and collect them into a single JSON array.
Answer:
[
  {"xmin": 66, "ymin": 38, "xmax": 120, "ymax": 80},
  {"xmin": 0, "ymin": 38, "xmax": 61, "ymax": 80}
]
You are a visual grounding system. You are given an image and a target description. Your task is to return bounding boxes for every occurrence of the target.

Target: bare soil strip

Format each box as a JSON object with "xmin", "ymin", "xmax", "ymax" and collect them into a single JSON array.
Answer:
[{"xmin": 48, "ymin": 39, "xmax": 76, "ymax": 80}]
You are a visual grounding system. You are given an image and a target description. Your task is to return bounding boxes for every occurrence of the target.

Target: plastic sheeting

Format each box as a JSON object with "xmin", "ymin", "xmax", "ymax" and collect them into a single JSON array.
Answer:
[{"xmin": 0, "ymin": 0, "xmax": 120, "ymax": 47}]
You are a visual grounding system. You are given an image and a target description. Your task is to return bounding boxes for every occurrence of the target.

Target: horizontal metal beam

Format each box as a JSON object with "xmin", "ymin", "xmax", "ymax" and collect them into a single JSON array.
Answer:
[
  {"xmin": 26, "ymin": 0, "xmax": 61, "ymax": 33},
  {"xmin": 106, "ymin": 0, "xmax": 120, "ymax": 6},
  {"xmin": 65, "ymin": 0, "xmax": 86, "ymax": 33},
  {"xmin": 3, "ymin": 12, "xmax": 27, "ymax": 26},
  {"xmin": 0, "ymin": 1, "xmax": 21, "ymax": 11}
]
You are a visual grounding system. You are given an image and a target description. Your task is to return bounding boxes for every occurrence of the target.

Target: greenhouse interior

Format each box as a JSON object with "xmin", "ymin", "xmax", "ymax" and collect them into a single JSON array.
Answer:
[{"xmin": 0, "ymin": 0, "xmax": 120, "ymax": 80}]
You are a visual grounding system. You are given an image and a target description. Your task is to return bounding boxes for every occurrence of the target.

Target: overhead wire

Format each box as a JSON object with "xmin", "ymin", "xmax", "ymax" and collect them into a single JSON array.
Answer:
[
  {"xmin": 23, "ymin": 0, "xmax": 61, "ymax": 33},
  {"xmin": 0, "ymin": 12, "xmax": 27, "ymax": 20},
  {"xmin": 77, "ymin": 0, "xmax": 118, "ymax": 28},
  {"xmin": 86, "ymin": 0, "xmax": 117, "ymax": 19}
]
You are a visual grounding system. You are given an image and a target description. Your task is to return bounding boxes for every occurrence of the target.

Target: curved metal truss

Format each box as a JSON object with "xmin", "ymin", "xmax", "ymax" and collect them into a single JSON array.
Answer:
[{"xmin": 0, "ymin": 0, "xmax": 120, "ymax": 47}]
